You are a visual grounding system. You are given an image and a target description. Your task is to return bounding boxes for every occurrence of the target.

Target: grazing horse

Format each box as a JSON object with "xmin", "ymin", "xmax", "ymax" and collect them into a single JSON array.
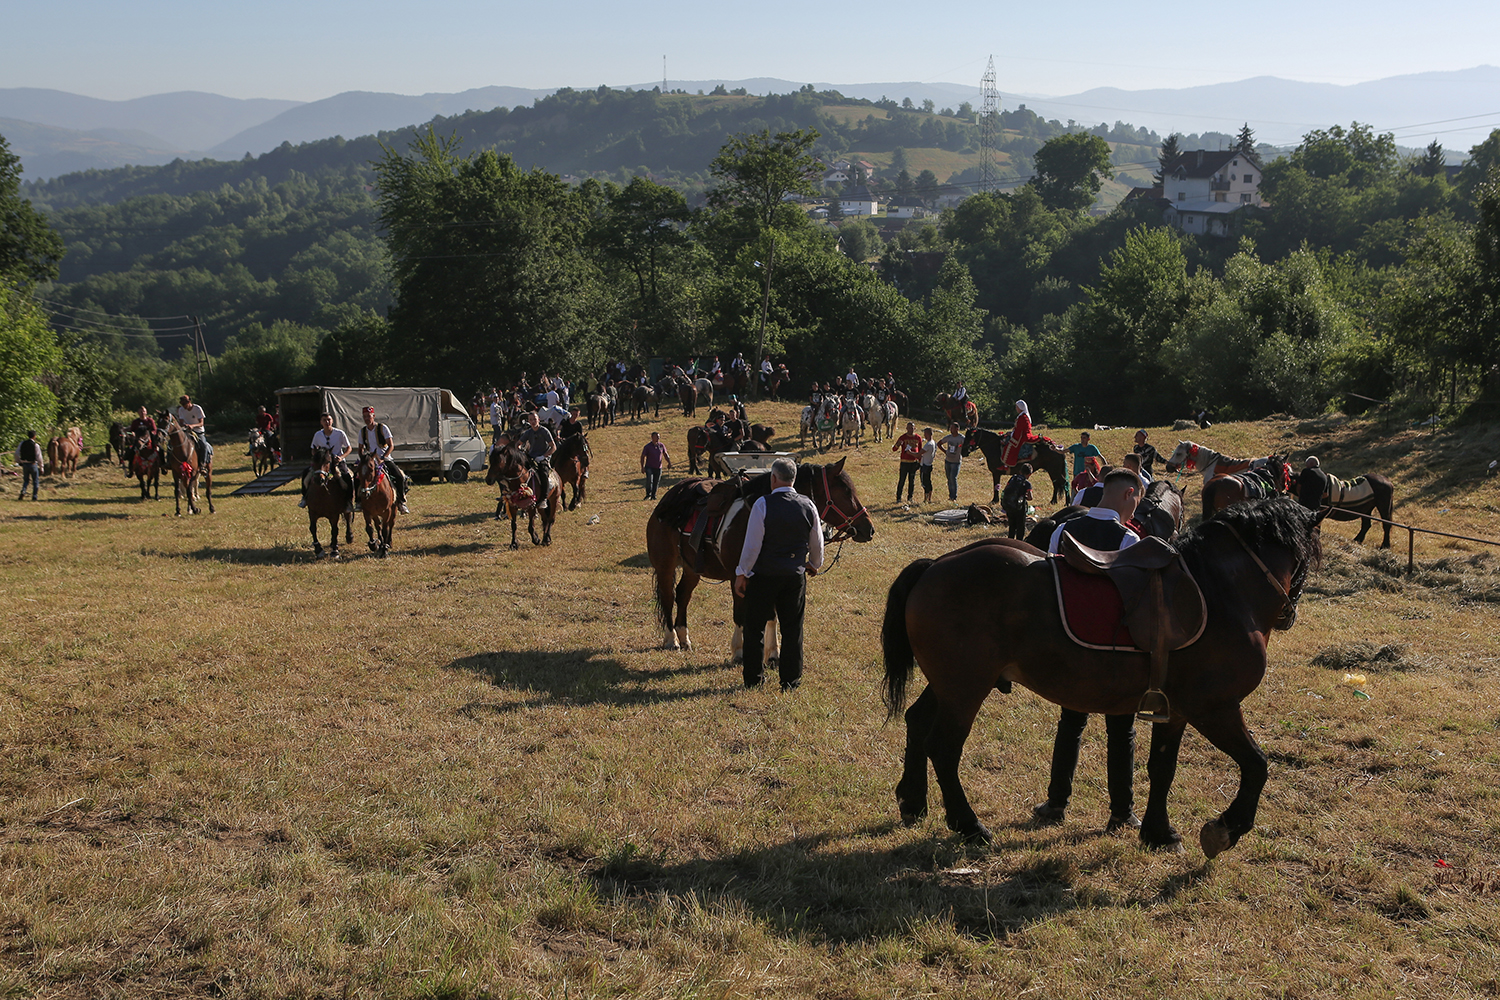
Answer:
[
  {"xmin": 486, "ymin": 443, "xmax": 561, "ymax": 549},
  {"xmin": 553, "ymin": 432, "xmax": 590, "ymax": 510},
  {"xmin": 935, "ymin": 393, "xmax": 978, "ymax": 429},
  {"xmin": 108, "ymin": 422, "xmax": 127, "ymax": 465},
  {"xmin": 646, "ymin": 457, "xmax": 875, "ymax": 653},
  {"xmin": 1201, "ymin": 460, "xmax": 1290, "ymax": 520},
  {"xmin": 962, "ymin": 427, "xmax": 1070, "ymax": 504},
  {"xmin": 882, "ymin": 497, "xmax": 1324, "ymax": 855},
  {"xmin": 356, "ymin": 453, "xmax": 397, "ymax": 558},
  {"xmin": 1295, "ymin": 465, "xmax": 1395, "ymax": 548},
  {"xmin": 164, "ymin": 417, "xmax": 213, "ymax": 516},
  {"xmin": 129, "ymin": 431, "xmax": 164, "ymax": 500},
  {"xmin": 304, "ymin": 445, "xmax": 354, "ymax": 558},
  {"xmin": 1163, "ymin": 440, "xmax": 1279, "ymax": 485},
  {"xmin": 750, "ymin": 423, "xmax": 775, "ymax": 445}
]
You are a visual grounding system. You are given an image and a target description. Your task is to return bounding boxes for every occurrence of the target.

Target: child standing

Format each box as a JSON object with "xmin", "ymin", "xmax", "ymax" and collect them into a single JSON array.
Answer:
[{"xmin": 1001, "ymin": 462, "xmax": 1034, "ymax": 540}]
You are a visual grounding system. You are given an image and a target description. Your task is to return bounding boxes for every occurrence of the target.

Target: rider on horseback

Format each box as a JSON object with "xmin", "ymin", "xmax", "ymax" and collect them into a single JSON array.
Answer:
[
  {"xmin": 126, "ymin": 406, "xmax": 156, "ymax": 474},
  {"xmin": 359, "ymin": 406, "xmax": 410, "ymax": 514},
  {"xmin": 174, "ymin": 394, "xmax": 213, "ymax": 467},
  {"xmin": 518, "ymin": 412, "xmax": 556, "ymax": 511},
  {"xmin": 999, "ymin": 399, "xmax": 1036, "ymax": 468},
  {"xmin": 299, "ymin": 412, "xmax": 354, "ymax": 510}
]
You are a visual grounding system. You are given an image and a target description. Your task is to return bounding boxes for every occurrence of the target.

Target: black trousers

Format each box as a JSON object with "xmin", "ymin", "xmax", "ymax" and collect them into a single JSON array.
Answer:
[
  {"xmin": 1003, "ymin": 503, "xmax": 1026, "ymax": 539},
  {"xmin": 1046, "ymin": 708, "xmax": 1136, "ymax": 817},
  {"xmin": 742, "ymin": 572, "xmax": 807, "ymax": 690},
  {"xmin": 896, "ymin": 462, "xmax": 919, "ymax": 500}
]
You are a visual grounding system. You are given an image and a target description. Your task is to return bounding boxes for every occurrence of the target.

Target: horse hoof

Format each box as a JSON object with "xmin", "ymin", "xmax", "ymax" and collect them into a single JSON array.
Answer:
[
  {"xmin": 1142, "ymin": 828, "xmax": 1185, "ymax": 853},
  {"xmin": 368, "ymin": 542, "xmax": 378, "ymax": 551},
  {"xmin": 378, "ymin": 549, "xmax": 388, "ymax": 560},
  {"xmin": 958, "ymin": 823, "xmax": 993, "ymax": 845},
  {"xmin": 1199, "ymin": 820, "xmax": 1234, "ymax": 859},
  {"xmin": 509, "ymin": 542, "xmax": 520, "ymax": 551}
]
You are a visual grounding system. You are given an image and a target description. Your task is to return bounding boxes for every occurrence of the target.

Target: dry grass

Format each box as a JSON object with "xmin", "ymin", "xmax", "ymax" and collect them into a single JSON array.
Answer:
[{"xmin": 2, "ymin": 406, "xmax": 1499, "ymax": 998}]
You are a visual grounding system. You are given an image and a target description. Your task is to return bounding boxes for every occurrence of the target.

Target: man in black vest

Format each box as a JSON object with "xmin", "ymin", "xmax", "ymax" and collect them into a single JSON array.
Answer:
[
  {"xmin": 733, "ymin": 458, "xmax": 824, "ymax": 691},
  {"xmin": 1036, "ymin": 469, "xmax": 1142, "ymax": 832}
]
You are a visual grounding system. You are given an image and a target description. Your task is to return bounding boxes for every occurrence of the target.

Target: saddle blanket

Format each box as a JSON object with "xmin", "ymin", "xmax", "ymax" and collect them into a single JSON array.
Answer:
[
  {"xmin": 680, "ymin": 498, "xmax": 746, "ymax": 550},
  {"xmin": 1329, "ymin": 475, "xmax": 1374, "ymax": 505},
  {"xmin": 1052, "ymin": 557, "xmax": 1136, "ymax": 651},
  {"xmin": 999, "ymin": 433, "xmax": 1053, "ymax": 462}
]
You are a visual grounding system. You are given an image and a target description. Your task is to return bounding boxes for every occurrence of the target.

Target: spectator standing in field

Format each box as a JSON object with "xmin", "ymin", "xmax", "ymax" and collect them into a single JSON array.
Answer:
[
  {"xmin": 1065, "ymin": 431, "xmax": 1103, "ymax": 485},
  {"xmin": 1000, "ymin": 462, "xmax": 1033, "ymax": 539},
  {"xmin": 1036, "ymin": 468, "xmax": 1144, "ymax": 833},
  {"xmin": 892, "ymin": 421, "xmax": 922, "ymax": 502},
  {"xmin": 1133, "ymin": 430, "xmax": 1160, "ymax": 477},
  {"xmin": 734, "ymin": 457, "xmax": 824, "ymax": 692},
  {"xmin": 489, "ymin": 397, "xmax": 504, "ymax": 442},
  {"xmin": 919, "ymin": 427, "xmax": 936, "ymax": 503},
  {"xmin": 640, "ymin": 431, "xmax": 670, "ymax": 500},
  {"xmin": 15, "ymin": 430, "xmax": 42, "ymax": 500},
  {"xmin": 939, "ymin": 422, "xmax": 966, "ymax": 503}
]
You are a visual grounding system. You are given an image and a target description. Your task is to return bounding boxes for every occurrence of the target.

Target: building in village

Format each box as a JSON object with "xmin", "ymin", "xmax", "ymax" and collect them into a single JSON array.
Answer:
[{"xmin": 1155, "ymin": 149, "xmax": 1265, "ymax": 237}]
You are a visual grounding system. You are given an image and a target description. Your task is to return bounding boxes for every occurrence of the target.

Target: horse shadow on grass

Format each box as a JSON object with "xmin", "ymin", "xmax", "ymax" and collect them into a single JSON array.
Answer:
[
  {"xmin": 586, "ymin": 823, "xmax": 1214, "ymax": 943},
  {"xmin": 448, "ymin": 648, "xmax": 733, "ymax": 711}
]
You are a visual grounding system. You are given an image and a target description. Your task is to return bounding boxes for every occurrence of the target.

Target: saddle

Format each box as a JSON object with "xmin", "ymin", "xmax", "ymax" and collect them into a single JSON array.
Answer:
[
  {"xmin": 1057, "ymin": 534, "xmax": 1206, "ymax": 722},
  {"xmin": 680, "ymin": 475, "xmax": 748, "ymax": 569}
]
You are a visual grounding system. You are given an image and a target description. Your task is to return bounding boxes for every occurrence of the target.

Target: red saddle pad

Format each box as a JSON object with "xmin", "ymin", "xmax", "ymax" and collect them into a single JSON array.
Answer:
[{"xmin": 1052, "ymin": 556, "xmax": 1136, "ymax": 651}]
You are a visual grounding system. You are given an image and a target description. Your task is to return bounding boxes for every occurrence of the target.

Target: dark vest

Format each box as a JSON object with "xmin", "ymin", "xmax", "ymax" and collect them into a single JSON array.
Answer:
[
  {"xmin": 754, "ymin": 491, "xmax": 817, "ymax": 577},
  {"xmin": 18, "ymin": 439, "xmax": 42, "ymax": 465},
  {"xmin": 1077, "ymin": 484, "xmax": 1105, "ymax": 507},
  {"xmin": 1059, "ymin": 513, "xmax": 1132, "ymax": 552}
]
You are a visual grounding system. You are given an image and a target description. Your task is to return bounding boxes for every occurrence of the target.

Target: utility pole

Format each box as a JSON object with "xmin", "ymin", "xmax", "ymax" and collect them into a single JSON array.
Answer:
[
  {"xmin": 979, "ymin": 55, "xmax": 999, "ymax": 194},
  {"xmin": 191, "ymin": 315, "xmax": 212, "ymax": 396},
  {"xmin": 752, "ymin": 237, "xmax": 775, "ymax": 400}
]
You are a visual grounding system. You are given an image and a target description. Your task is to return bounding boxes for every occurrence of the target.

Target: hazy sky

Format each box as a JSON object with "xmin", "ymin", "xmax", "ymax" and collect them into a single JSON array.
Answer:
[{"xmin": 6, "ymin": 0, "xmax": 1498, "ymax": 103}]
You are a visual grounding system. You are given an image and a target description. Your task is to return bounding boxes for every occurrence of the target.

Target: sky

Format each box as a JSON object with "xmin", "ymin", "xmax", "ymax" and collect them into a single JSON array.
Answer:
[{"xmin": 7, "ymin": 0, "xmax": 1500, "ymax": 104}]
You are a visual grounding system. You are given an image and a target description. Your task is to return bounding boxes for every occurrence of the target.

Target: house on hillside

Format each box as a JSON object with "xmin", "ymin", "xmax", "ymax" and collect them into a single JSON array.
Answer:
[
  {"xmin": 839, "ymin": 186, "xmax": 881, "ymax": 216},
  {"xmin": 934, "ymin": 188, "xmax": 969, "ymax": 209},
  {"xmin": 886, "ymin": 199, "xmax": 928, "ymax": 220},
  {"xmin": 1160, "ymin": 149, "xmax": 1264, "ymax": 237},
  {"xmin": 822, "ymin": 168, "xmax": 850, "ymax": 187}
]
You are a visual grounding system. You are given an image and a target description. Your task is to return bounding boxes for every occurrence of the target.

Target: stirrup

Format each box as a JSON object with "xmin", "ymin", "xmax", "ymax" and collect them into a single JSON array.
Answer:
[{"xmin": 1136, "ymin": 689, "xmax": 1171, "ymax": 724}]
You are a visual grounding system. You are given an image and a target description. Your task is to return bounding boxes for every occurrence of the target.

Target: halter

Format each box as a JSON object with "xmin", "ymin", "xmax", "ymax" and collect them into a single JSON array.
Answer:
[
  {"xmin": 815, "ymin": 465, "xmax": 868, "ymax": 543},
  {"xmin": 1210, "ymin": 520, "xmax": 1306, "ymax": 626}
]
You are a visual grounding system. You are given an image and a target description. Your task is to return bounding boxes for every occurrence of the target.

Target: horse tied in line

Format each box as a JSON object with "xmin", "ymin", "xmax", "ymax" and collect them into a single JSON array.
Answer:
[
  {"xmin": 882, "ymin": 497, "xmax": 1324, "ymax": 858},
  {"xmin": 304, "ymin": 446, "xmax": 353, "ymax": 557},
  {"xmin": 646, "ymin": 458, "xmax": 874, "ymax": 656},
  {"xmin": 355, "ymin": 453, "xmax": 397, "ymax": 558},
  {"xmin": 164, "ymin": 416, "xmax": 213, "ymax": 516}
]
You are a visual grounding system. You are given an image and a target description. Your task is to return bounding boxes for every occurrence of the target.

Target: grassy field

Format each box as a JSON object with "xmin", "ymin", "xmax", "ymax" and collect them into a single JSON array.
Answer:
[{"xmin": 2, "ymin": 401, "xmax": 1499, "ymax": 999}]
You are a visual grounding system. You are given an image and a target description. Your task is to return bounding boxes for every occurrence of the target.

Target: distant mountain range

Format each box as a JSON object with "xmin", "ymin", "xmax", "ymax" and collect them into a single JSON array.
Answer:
[{"xmin": 5, "ymin": 68, "xmax": 1499, "ymax": 180}]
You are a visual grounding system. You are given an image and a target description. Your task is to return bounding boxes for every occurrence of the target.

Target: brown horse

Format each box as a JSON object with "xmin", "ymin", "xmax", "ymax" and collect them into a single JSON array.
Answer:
[
  {"xmin": 962, "ymin": 427, "xmax": 1070, "ymax": 504},
  {"xmin": 686, "ymin": 423, "xmax": 744, "ymax": 478},
  {"xmin": 46, "ymin": 429, "xmax": 82, "ymax": 477},
  {"xmin": 356, "ymin": 453, "xmax": 398, "ymax": 557},
  {"xmin": 1200, "ymin": 460, "xmax": 1289, "ymax": 519},
  {"xmin": 882, "ymin": 498, "xmax": 1323, "ymax": 856},
  {"xmin": 646, "ymin": 457, "xmax": 875, "ymax": 654},
  {"xmin": 486, "ymin": 443, "xmax": 562, "ymax": 549},
  {"xmin": 935, "ymin": 393, "xmax": 978, "ymax": 429},
  {"xmin": 250, "ymin": 428, "xmax": 277, "ymax": 477},
  {"xmin": 164, "ymin": 417, "xmax": 213, "ymax": 515},
  {"xmin": 304, "ymin": 446, "xmax": 354, "ymax": 557},
  {"xmin": 554, "ymin": 432, "xmax": 589, "ymax": 510},
  {"xmin": 130, "ymin": 431, "xmax": 163, "ymax": 501}
]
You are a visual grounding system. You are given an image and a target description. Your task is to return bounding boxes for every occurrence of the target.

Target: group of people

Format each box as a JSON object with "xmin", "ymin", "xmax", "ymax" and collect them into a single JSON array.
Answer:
[{"xmin": 298, "ymin": 407, "xmax": 411, "ymax": 514}]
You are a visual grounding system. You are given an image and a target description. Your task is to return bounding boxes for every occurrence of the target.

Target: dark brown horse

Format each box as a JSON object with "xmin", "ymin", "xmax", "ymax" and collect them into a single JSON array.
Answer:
[
  {"xmin": 882, "ymin": 497, "xmax": 1323, "ymax": 857},
  {"xmin": 646, "ymin": 458, "xmax": 874, "ymax": 654},
  {"xmin": 1026, "ymin": 479, "xmax": 1187, "ymax": 549},
  {"xmin": 486, "ymin": 443, "xmax": 561, "ymax": 549},
  {"xmin": 935, "ymin": 393, "xmax": 978, "ymax": 429},
  {"xmin": 686, "ymin": 423, "xmax": 744, "ymax": 478},
  {"xmin": 356, "ymin": 453, "xmax": 397, "ymax": 558},
  {"xmin": 304, "ymin": 446, "xmax": 354, "ymax": 557},
  {"xmin": 1201, "ymin": 460, "xmax": 1288, "ymax": 520},
  {"xmin": 962, "ymin": 427, "xmax": 1070, "ymax": 504},
  {"xmin": 130, "ymin": 431, "xmax": 163, "ymax": 501},
  {"xmin": 250, "ymin": 428, "xmax": 277, "ymax": 477},
  {"xmin": 554, "ymin": 432, "xmax": 589, "ymax": 510},
  {"xmin": 1295, "ymin": 465, "xmax": 1395, "ymax": 548}
]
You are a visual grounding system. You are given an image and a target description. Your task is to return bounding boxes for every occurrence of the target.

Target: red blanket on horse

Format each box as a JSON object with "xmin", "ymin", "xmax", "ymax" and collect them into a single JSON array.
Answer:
[{"xmin": 1052, "ymin": 557, "xmax": 1136, "ymax": 651}]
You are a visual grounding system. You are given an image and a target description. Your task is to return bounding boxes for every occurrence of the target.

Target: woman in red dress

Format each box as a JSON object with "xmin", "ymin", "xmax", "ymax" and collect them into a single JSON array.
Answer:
[{"xmin": 1000, "ymin": 399, "xmax": 1034, "ymax": 468}]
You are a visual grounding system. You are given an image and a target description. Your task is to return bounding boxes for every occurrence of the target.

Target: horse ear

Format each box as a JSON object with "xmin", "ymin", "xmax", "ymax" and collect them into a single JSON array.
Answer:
[{"xmin": 831, "ymin": 456, "xmax": 847, "ymax": 473}]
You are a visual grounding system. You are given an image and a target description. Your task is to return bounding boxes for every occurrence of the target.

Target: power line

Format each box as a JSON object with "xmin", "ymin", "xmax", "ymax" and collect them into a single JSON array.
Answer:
[{"xmin": 32, "ymin": 295, "xmax": 192, "ymax": 323}]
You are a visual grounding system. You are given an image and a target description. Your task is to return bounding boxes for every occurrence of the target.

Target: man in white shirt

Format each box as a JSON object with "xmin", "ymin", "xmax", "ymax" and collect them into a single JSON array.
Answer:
[
  {"xmin": 844, "ymin": 367, "xmax": 859, "ymax": 390},
  {"xmin": 173, "ymin": 394, "xmax": 213, "ymax": 466},
  {"xmin": 489, "ymin": 398, "xmax": 504, "ymax": 441},
  {"xmin": 1050, "ymin": 469, "xmax": 1140, "ymax": 554},
  {"xmin": 359, "ymin": 406, "xmax": 410, "ymax": 514},
  {"xmin": 300, "ymin": 412, "xmax": 353, "ymax": 509},
  {"xmin": 734, "ymin": 458, "xmax": 824, "ymax": 691}
]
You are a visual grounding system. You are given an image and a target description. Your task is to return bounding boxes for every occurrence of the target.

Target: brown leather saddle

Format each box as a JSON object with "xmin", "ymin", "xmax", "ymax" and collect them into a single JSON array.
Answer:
[
  {"xmin": 1058, "ymin": 533, "xmax": 1207, "ymax": 723},
  {"xmin": 680, "ymin": 475, "xmax": 747, "ymax": 568}
]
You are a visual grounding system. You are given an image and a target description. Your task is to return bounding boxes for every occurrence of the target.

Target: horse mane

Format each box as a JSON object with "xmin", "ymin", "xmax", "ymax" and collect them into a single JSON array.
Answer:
[
  {"xmin": 1179, "ymin": 496, "xmax": 1322, "ymax": 571},
  {"xmin": 554, "ymin": 434, "xmax": 586, "ymax": 460}
]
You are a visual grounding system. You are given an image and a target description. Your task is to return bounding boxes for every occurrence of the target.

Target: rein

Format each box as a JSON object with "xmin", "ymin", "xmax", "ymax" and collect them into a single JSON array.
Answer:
[
  {"xmin": 1210, "ymin": 520, "xmax": 1298, "ymax": 624},
  {"xmin": 816, "ymin": 465, "xmax": 868, "ymax": 544}
]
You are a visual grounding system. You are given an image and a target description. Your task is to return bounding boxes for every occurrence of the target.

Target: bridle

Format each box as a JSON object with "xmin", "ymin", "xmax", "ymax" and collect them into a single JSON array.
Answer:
[
  {"xmin": 813, "ymin": 465, "xmax": 869, "ymax": 544},
  {"xmin": 1210, "ymin": 520, "xmax": 1309, "ymax": 628}
]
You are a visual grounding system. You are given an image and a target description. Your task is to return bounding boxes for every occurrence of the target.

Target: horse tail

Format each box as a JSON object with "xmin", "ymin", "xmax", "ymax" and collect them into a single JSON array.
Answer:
[{"xmin": 882, "ymin": 558, "xmax": 934, "ymax": 720}]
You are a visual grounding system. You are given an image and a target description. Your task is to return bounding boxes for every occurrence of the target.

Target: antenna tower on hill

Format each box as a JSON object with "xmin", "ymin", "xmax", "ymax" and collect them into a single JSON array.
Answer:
[{"xmin": 979, "ymin": 55, "xmax": 999, "ymax": 193}]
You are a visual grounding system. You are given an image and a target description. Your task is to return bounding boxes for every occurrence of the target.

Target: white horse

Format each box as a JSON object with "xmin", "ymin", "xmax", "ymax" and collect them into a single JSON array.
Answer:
[
  {"xmin": 882, "ymin": 399, "xmax": 899, "ymax": 441},
  {"xmin": 693, "ymin": 378, "xmax": 714, "ymax": 406},
  {"xmin": 861, "ymin": 394, "xmax": 884, "ymax": 442},
  {"xmin": 1162, "ymin": 439, "xmax": 1277, "ymax": 483},
  {"xmin": 839, "ymin": 404, "xmax": 863, "ymax": 448}
]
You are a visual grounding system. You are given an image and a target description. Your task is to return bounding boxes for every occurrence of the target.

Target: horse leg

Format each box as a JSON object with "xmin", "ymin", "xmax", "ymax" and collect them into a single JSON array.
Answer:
[
  {"xmin": 204, "ymin": 466, "xmax": 214, "ymax": 514},
  {"xmin": 542, "ymin": 505, "xmax": 554, "ymax": 546},
  {"xmin": 366, "ymin": 511, "xmax": 378, "ymax": 551},
  {"xmin": 510, "ymin": 512, "xmax": 520, "ymax": 550},
  {"xmin": 897, "ymin": 687, "xmax": 938, "ymax": 824},
  {"xmin": 928, "ymin": 698, "xmax": 990, "ymax": 843},
  {"xmin": 991, "ymin": 472, "xmax": 1001, "ymax": 505},
  {"xmin": 309, "ymin": 513, "xmax": 324, "ymax": 557},
  {"xmin": 343, "ymin": 510, "xmax": 353, "ymax": 544},
  {"xmin": 672, "ymin": 571, "xmax": 698, "ymax": 651},
  {"xmin": 1353, "ymin": 514, "xmax": 1371, "ymax": 545},
  {"xmin": 529, "ymin": 508, "xmax": 542, "ymax": 546},
  {"xmin": 1139, "ymin": 718, "xmax": 1188, "ymax": 851},
  {"xmin": 1190, "ymin": 706, "xmax": 1268, "ymax": 859},
  {"xmin": 763, "ymin": 619, "xmax": 780, "ymax": 671}
]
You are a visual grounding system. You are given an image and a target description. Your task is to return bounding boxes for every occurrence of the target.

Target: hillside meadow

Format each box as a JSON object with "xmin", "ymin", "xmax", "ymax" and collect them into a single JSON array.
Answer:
[{"xmin": 2, "ymin": 401, "xmax": 1499, "ymax": 999}]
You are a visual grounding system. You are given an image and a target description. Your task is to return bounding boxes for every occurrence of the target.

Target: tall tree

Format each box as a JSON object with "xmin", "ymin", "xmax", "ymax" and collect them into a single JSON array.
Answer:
[
  {"xmin": 707, "ymin": 128, "xmax": 823, "ymax": 231},
  {"xmin": 0, "ymin": 283, "xmax": 62, "ymax": 446},
  {"xmin": 0, "ymin": 133, "xmax": 64, "ymax": 285},
  {"xmin": 1031, "ymin": 132, "xmax": 1114, "ymax": 213},
  {"xmin": 1236, "ymin": 123, "xmax": 1256, "ymax": 156},
  {"xmin": 1154, "ymin": 134, "xmax": 1182, "ymax": 185},
  {"xmin": 1415, "ymin": 140, "xmax": 1446, "ymax": 179}
]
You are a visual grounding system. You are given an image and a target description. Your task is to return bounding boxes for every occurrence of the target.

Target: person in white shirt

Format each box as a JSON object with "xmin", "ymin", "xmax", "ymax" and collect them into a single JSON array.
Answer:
[
  {"xmin": 173, "ymin": 393, "xmax": 212, "ymax": 466},
  {"xmin": 844, "ymin": 367, "xmax": 859, "ymax": 389},
  {"xmin": 489, "ymin": 399, "xmax": 504, "ymax": 440},
  {"xmin": 299, "ymin": 412, "xmax": 353, "ymax": 509},
  {"xmin": 359, "ymin": 406, "xmax": 410, "ymax": 514}
]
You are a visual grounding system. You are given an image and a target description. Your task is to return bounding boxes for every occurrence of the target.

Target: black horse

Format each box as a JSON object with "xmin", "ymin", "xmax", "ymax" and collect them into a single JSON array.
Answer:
[
  {"xmin": 962, "ymin": 428, "xmax": 1070, "ymax": 504},
  {"xmin": 1295, "ymin": 465, "xmax": 1395, "ymax": 548}
]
